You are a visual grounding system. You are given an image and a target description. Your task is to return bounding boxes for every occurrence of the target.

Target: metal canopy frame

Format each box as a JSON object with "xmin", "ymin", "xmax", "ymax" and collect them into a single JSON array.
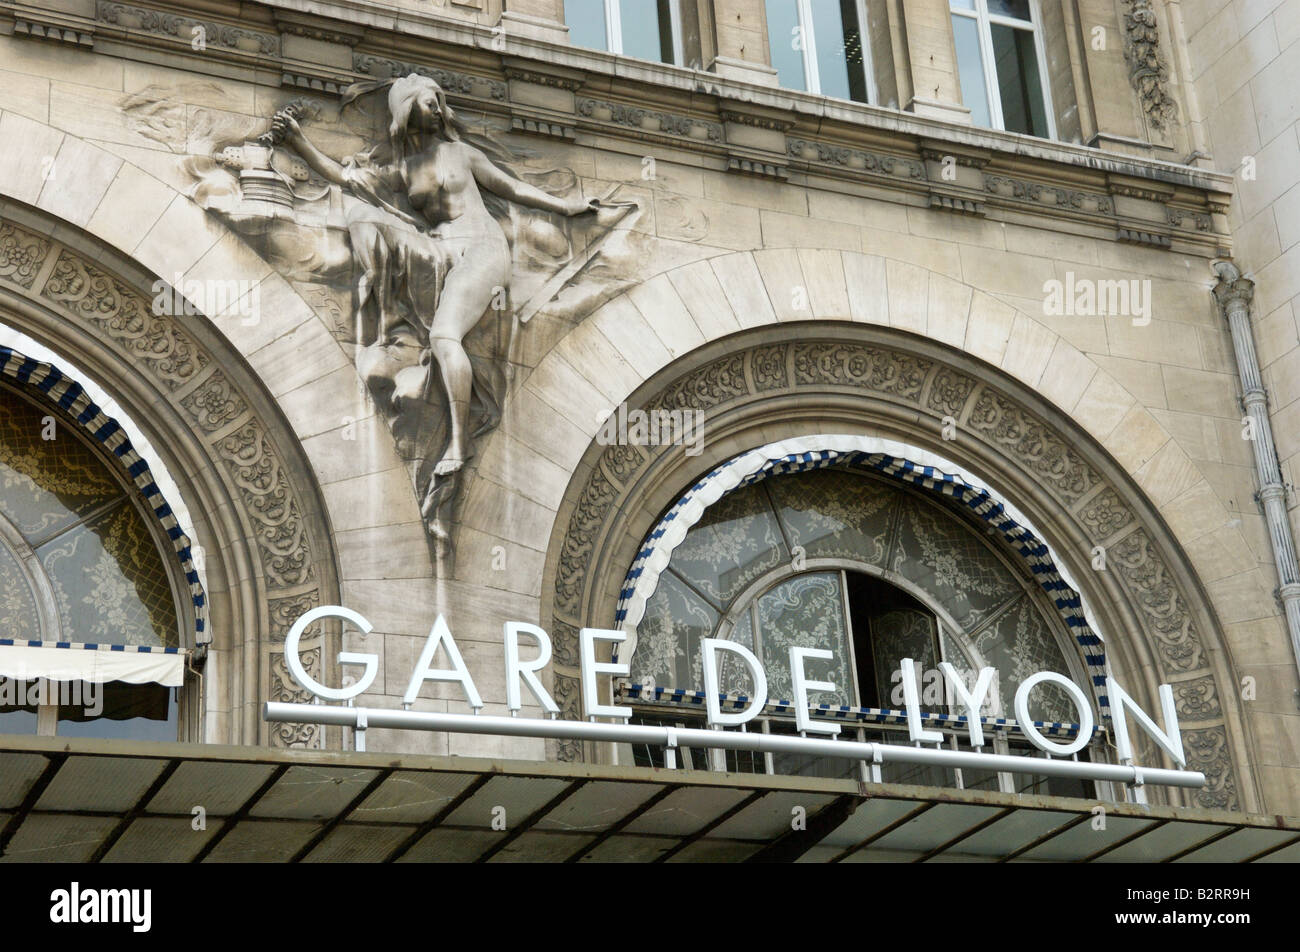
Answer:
[{"xmin": 0, "ymin": 736, "xmax": 1294, "ymax": 863}]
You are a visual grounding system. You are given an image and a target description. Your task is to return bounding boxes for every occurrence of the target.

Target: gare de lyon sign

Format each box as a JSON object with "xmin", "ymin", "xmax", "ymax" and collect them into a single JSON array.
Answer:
[{"xmin": 263, "ymin": 607, "xmax": 1205, "ymax": 795}]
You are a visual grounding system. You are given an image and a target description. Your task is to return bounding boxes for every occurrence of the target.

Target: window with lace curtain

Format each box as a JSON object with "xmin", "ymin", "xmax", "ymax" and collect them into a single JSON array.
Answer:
[
  {"xmin": 0, "ymin": 382, "xmax": 184, "ymax": 740},
  {"xmin": 621, "ymin": 465, "xmax": 1104, "ymax": 796}
]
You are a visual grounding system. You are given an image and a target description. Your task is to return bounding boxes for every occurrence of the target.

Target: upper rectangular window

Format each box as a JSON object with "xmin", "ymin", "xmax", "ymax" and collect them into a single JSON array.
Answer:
[
  {"xmin": 765, "ymin": 0, "xmax": 875, "ymax": 104},
  {"xmin": 950, "ymin": 0, "xmax": 1055, "ymax": 138},
  {"xmin": 564, "ymin": 0, "xmax": 690, "ymax": 67}
]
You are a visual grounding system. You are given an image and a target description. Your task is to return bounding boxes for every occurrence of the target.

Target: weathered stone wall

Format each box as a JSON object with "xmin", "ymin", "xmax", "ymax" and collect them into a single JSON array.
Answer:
[
  {"xmin": 0, "ymin": 0, "xmax": 1292, "ymax": 814},
  {"xmin": 1180, "ymin": 0, "xmax": 1300, "ymax": 819}
]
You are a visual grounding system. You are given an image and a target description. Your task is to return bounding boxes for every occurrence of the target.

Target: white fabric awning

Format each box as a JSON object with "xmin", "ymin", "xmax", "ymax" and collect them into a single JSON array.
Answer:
[{"xmin": 0, "ymin": 642, "xmax": 185, "ymax": 687}]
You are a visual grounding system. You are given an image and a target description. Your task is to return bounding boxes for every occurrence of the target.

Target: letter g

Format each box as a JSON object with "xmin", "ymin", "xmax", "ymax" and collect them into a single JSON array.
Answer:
[{"xmin": 285, "ymin": 606, "xmax": 379, "ymax": 701}]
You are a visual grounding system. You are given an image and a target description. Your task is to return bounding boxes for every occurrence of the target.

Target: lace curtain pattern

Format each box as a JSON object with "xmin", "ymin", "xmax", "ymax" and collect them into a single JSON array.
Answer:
[{"xmin": 631, "ymin": 467, "xmax": 1077, "ymax": 722}]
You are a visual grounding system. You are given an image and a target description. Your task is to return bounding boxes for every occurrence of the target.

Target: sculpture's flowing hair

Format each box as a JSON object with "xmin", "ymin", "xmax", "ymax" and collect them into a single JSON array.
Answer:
[{"xmin": 341, "ymin": 74, "xmax": 521, "ymax": 221}]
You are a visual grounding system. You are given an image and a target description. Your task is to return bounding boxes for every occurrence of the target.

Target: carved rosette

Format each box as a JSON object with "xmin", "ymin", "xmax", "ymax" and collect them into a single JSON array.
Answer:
[
  {"xmin": 0, "ymin": 222, "xmax": 51, "ymax": 289},
  {"xmin": 546, "ymin": 334, "xmax": 1241, "ymax": 809}
]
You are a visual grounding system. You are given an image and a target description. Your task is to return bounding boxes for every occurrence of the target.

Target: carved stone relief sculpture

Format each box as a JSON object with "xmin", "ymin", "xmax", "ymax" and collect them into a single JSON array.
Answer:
[
  {"xmin": 183, "ymin": 75, "xmax": 640, "ymax": 565},
  {"xmin": 1122, "ymin": 0, "xmax": 1179, "ymax": 132}
]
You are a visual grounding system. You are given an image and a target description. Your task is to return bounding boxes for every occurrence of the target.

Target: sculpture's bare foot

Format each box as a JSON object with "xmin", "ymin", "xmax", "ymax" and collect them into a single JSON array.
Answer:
[{"xmin": 433, "ymin": 456, "xmax": 465, "ymax": 477}]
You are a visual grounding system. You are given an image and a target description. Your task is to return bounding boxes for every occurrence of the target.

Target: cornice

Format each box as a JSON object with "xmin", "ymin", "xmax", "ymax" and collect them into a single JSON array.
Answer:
[
  {"xmin": 352, "ymin": 51, "xmax": 507, "ymax": 102},
  {"xmin": 1, "ymin": 0, "xmax": 1238, "ymax": 253},
  {"xmin": 95, "ymin": 0, "xmax": 280, "ymax": 56}
]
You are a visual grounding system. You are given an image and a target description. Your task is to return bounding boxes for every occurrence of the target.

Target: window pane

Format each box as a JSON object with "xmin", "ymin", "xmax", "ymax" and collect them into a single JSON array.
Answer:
[
  {"xmin": 0, "ymin": 679, "xmax": 39, "ymax": 735},
  {"xmin": 988, "ymin": 0, "xmax": 1031, "ymax": 21},
  {"xmin": 991, "ymin": 23, "xmax": 1048, "ymax": 136},
  {"xmin": 756, "ymin": 572, "xmax": 852, "ymax": 706},
  {"xmin": 632, "ymin": 570, "xmax": 719, "ymax": 690},
  {"xmin": 952, "ymin": 14, "xmax": 991, "ymax": 128},
  {"xmin": 950, "ymin": 0, "xmax": 975, "ymax": 9},
  {"xmin": 810, "ymin": 0, "xmax": 869, "ymax": 102},
  {"xmin": 665, "ymin": 483, "xmax": 787, "ymax": 606},
  {"xmin": 565, "ymin": 0, "xmax": 609, "ymax": 52},
  {"xmin": 56, "ymin": 681, "xmax": 177, "ymax": 741},
  {"xmin": 765, "ymin": 0, "xmax": 806, "ymax": 91},
  {"xmin": 619, "ymin": 0, "xmax": 676, "ymax": 63},
  {"xmin": 37, "ymin": 499, "xmax": 180, "ymax": 647}
]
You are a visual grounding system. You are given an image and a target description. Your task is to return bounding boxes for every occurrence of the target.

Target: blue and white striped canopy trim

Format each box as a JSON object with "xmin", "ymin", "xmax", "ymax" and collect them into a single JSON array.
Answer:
[
  {"xmin": 619, "ymin": 683, "xmax": 1099, "ymax": 741},
  {"xmin": 0, "ymin": 345, "xmax": 207, "ymax": 648},
  {"xmin": 615, "ymin": 435, "xmax": 1109, "ymax": 717},
  {"xmin": 0, "ymin": 639, "xmax": 185, "ymax": 687}
]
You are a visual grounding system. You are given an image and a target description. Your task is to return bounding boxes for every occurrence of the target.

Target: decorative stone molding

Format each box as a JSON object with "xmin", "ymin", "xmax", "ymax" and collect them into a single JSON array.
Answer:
[
  {"xmin": 274, "ymin": 15, "xmax": 364, "ymax": 47},
  {"xmin": 1183, "ymin": 725, "xmax": 1235, "ymax": 809},
  {"xmin": 984, "ymin": 173, "xmax": 1115, "ymax": 216},
  {"xmin": 0, "ymin": 222, "xmax": 51, "ymax": 290},
  {"xmin": 215, "ymin": 421, "xmax": 315, "ymax": 590},
  {"xmin": 928, "ymin": 194, "xmax": 985, "ymax": 216},
  {"xmin": 1171, "ymin": 675, "xmax": 1222, "ymax": 721},
  {"xmin": 1117, "ymin": 227, "xmax": 1172, "ymax": 247},
  {"xmin": 786, "ymin": 138, "xmax": 926, "ymax": 181},
  {"xmin": 95, "ymin": 1, "xmax": 279, "ymax": 56},
  {"xmin": 1167, "ymin": 206, "xmax": 1212, "ymax": 232},
  {"xmin": 178, "ymin": 368, "xmax": 248, "ymax": 434},
  {"xmin": 11, "ymin": 17, "xmax": 93, "ymax": 47},
  {"xmin": 1109, "ymin": 181, "xmax": 1173, "ymax": 202},
  {"xmin": 1073, "ymin": 486, "xmax": 1137, "ymax": 543},
  {"xmin": 43, "ymin": 253, "xmax": 209, "ymax": 390},
  {"xmin": 575, "ymin": 97, "xmax": 723, "ymax": 143},
  {"xmin": 543, "ymin": 327, "xmax": 1240, "ymax": 809},
  {"xmin": 511, "ymin": 116, "xmax": 575, "ymax": 140},
  {"xmin": 268, "ymin": 591, "xmax": 322, "ymax": 641},
  {"xmin": 268, "ymin": 645, "xmax": 321, "ymax": 748},
  {"xmin": 1108, "ymin": 527, "xmax": 1204, "ymax": 674},
  {"xmin": 919, "ymin": 146, "xmax": 989, "ymax": 169},
  {"xmin": 1122, "ymin": 0, "xmax": 1179, "ymax": 131},
  {"xmin": 726, "ymin": 155, "xmax": 788, "ymax": 180},
  {"xmin": 353, "ymin": 53, "xmax": 507, "ymax": 102},
  {"xmin": 718, "ymin": 108, "xmax": 796, "ymax": 132},
  {"xmin": 0, "ymin": 215, "xmax": 334, "ymax": 748},
  {"xmin": 281, "ymin": 72, "xmax": 349, "ymax": 97},
  {"xmin": 503, "ymin": 65, "xmax": 584, "ymax": 92}
]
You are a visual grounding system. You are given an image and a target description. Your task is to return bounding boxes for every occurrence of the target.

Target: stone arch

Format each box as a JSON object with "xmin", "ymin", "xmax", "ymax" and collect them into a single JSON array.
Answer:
[
  {"xmin": 525, "ymin": 249, "xmax": 1255, "ymax": 812},
  {"xmin": 0, "ymin": 341, "xmax": 207, "ymax": 648},
  {"xmin": 0, "ymin": 201, "xmax": 348, "ymax": 748},
  {"xmin": 0, "ymin": 108, "xmax": 445, "ymax": 744}
]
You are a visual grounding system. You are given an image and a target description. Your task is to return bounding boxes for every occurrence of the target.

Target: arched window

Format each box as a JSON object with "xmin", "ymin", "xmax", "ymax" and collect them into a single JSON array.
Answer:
[
  {"xmin": 0, "ymin": 378, "xmax": 189, "ymax": 741},
  {"xmin": 621, "ymin": 460, "xmax": 1107, "ymax": 797}
]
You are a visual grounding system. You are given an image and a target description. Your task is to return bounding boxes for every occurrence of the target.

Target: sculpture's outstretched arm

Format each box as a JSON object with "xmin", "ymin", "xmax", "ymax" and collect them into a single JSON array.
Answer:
[
  {"xmin": 466, "ymin": 145, "xmax": 599, "ymax": 217},
  {"xmin": 271, "ymin": 112, "xmax": 348, "ymax": 187}
]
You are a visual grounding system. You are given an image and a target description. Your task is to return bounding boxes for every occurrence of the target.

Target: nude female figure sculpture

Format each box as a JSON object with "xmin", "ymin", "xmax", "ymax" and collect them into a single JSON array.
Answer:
[{"xmin": 271, "ymin": 75, "xmax": 600, "ymax": 477}]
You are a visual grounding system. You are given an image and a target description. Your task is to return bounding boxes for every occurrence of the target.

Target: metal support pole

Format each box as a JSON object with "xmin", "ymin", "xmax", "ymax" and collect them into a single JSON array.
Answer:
[{"xmin": 264, "ymin": 702, "xmax": 1207, "ymax": 790}]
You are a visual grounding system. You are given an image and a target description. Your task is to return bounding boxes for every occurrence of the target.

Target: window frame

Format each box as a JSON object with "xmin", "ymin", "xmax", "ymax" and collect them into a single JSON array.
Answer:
[
  {"xmin": 950, "ymin": 0, "xmax": 1057, "ymax": 139},
  {"xmin": 768, "ymin": 0, "xmax": 877, "ymax": 104},
  {"xmin": 0, "ymin": 379, "xmax": 191, "ymax": 741},
  {"xmin": 581, "ymin": 0, "xmax": 688, "ymax": 66}
]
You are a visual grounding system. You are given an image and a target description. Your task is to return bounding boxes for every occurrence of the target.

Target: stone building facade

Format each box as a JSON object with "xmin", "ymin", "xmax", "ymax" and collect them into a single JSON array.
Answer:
[{"xmin": 0, "ymin": 0, "xmax": 1298, "ymax": 861}]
